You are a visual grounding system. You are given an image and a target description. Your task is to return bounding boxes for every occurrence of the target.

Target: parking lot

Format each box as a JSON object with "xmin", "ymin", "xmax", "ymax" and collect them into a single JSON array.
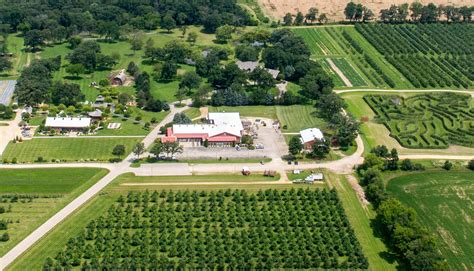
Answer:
[{"xmin": 176, "ymin": 118, "xmax": 288, "ymax": 160}]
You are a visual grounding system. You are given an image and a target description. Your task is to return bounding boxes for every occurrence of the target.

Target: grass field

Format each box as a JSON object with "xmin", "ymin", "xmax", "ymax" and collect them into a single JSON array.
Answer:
[
  {"xmin": 0, "ymin": 168, "xmax": 108, "ymax": 256},
  {"xmin": 341, "ymin": 91, "xmax": 474, "ymax": 156},
  {"xmin": 8, "ymin": 173, "xmax": 326, "ymax": 270},
  {"xmin": 1, "ymin": 138, "xmax": 141, "ymax": 162},
  {"xmin": 331, "ymin": 58, "xmax": 367, "ymax": 87},
  {"xmin": 387, "ymin": 171, "xmax": 474, "ymax": 270},
  {"xmin": 328, "ymin": 174, "xmax": 397, "ymax": 271}
]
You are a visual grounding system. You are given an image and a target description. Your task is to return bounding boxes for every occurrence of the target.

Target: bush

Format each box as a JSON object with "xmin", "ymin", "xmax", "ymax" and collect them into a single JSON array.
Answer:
[
  {"xmin": 109, "ymin": 158, "xmax": 122, "ymax": 163},
  {"xmin": 11, "ymin": 158, "xmax": 17, "ymax": 164},
  {"xmin": 36, "ymin": 156, "xmax": 44, "ymax": 163},
  {"xmin": 468, "ymin": 160, "xmax": 474, "ymax": 171},
  {"xmin": 0, "ymin": 232, "xmax": 9, "ymax": 242},
  {"xmin": 442, "ymin": 160, "xmax": 453, "ymax": 171}
]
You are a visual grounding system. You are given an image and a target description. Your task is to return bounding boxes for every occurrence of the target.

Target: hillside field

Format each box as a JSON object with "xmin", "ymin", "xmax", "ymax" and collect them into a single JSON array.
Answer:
[
  {"xmin": 387, "ymin": 171, "xmax": 474, "ymax": 270},
  {"xmin": 0, "ymin": 168, "xmax": 108, "ymax": 256}
]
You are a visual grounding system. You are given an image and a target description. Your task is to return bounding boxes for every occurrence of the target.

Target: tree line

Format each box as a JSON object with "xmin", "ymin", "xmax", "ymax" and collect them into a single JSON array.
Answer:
[
  {"xmin": 357, "ymin": 145, "xmax": 448, "ymax": 270},
  {"xmin": 344, "ymin": 2, "xmax": 472, "ymax": 23}
]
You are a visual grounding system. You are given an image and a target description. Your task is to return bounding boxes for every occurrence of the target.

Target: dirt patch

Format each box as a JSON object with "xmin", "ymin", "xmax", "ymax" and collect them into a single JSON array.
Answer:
[
  {"xmin": 199, "ymin": 107, "xmax": 209, "ymax": 119},
  {"xmin": 258, "ymin": 0, "xmax": 472, "ymax": 22},
  {"xmin": 347, "ymin": 175, "xmax": 370, "ymax": 207},
  {"xmin": 437, "ymin": 226, "xmax": 462, "ymax": 255}
]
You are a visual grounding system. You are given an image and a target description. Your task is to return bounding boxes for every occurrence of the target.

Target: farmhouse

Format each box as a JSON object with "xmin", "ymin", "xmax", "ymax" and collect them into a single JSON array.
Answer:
[
  {"xmin": 300, "ymin": 128, "xmax": 324, "ymax": 149},
  {"xmin": 162, "ymin": 112, "xmax": 244, "ymax": 147},
  {"xmin": 235, "ymin": 61, "xmax": 280, "ymax": 79},
  {"xmin": 45, "ymin": 117, "xmax": 91, "ymax": 132}
]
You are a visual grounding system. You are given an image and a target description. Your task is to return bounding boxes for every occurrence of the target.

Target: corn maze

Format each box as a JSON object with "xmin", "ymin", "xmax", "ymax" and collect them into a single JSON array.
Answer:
[
  {"xmin": 45, "ymin": 189, "xmax": 368, "ymax": 270},
  {"xmin": 364, "ymin": 93, "xmax": 474, "ymax": 148}
]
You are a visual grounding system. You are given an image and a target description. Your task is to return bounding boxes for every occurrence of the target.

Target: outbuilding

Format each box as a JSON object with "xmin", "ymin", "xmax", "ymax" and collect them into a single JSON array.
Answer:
[
  {"xmin": 45, "ymin": 117, "xmax": 91, "ymax": 132},
  {"xmin": 300, "ymin": 128, "xmax": 324, "ymax": 150}
]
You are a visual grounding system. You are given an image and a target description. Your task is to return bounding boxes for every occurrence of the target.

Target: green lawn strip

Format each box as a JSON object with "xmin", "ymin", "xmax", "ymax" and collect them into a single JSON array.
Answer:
[
  {"xmin": 209, "ymin": 105, "xmax": 277, "ymax": 119},
  {"xmin": 92, "ymin": 117, "xmax": 149, "ymax": 136},
  {"xmin": 330, "ymin": 174, "xmax": 398, "ymax": 270},
  {"xmin": 183, "ymin": 107, "xmax": 201, "ymax": 120},
  {"xmin": 1, "ymin": 138, "xmax": 141, "ymax": 163},
  {"xmin": 332, "ymin": 58, "xmax": 367, "ymax": 87},
  {"xmin": 119, "ymin": 173, "xmax": 280, "ymax": 183},
  {"xmin": 6, "ymin": 34, "xmax": 31, "ymax": 77},
  {"xmin": 386, "ymin": 171, "xmax": 474, "ymax": 270},
  {"xmin": 0, "ymin": 168, "xmax": 108, "ymax": 257},
  {"xmin": 8, "ymin": 173, "xmax": 327, "ymax": 270},
  {"xmin": 320, "ymin": 59, "xmax": 346, "ymax": 87}
]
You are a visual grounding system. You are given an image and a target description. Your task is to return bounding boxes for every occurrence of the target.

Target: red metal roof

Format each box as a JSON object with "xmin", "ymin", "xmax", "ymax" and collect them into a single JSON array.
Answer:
[
  {"xmin": 208, "ymin": 135, "xmax": 238, "ymax": 142},
  {"xmin": 161, "ymin": 136, "xmax": 177, "ymax": 143}
]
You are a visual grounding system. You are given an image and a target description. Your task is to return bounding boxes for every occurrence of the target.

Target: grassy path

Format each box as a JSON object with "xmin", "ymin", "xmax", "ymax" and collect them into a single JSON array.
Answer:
[{"xmin": 329, "ymin": 174, "xmax": 398, "ymax": 271}]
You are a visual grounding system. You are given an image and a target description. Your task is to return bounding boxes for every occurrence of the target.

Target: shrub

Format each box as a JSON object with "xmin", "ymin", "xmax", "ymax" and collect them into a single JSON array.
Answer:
[
  {"xmin": 467, "ymin": 160, "xmax": 474, "ymax": 171},
  {"xmin": 11, "ymin": 158, "xmax": 17, "ymax": 164},
  {"xmin": 442, "ymin": 160, "xmax": 453, "ymax": 171},
  {"xmin": 0, "ymin": 232, "xmax": 9, "ymax": 242}
]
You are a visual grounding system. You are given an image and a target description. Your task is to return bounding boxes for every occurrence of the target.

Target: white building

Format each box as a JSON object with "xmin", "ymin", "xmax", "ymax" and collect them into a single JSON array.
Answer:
[
  {"xmin": 300, "ymin": 128, "xmax": 324, "ymax": 149},
  {"xmin": 45, "ymin": 117, "xmax": 91, "ymax": 132}
]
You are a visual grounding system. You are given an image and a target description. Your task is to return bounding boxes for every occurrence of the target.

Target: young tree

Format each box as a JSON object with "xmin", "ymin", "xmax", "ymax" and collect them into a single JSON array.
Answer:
[
  {"xmin": 187, "ymin": 32, "xmax": 198, "ymax": 45},
  {"xmin": 179, "ymin": 71, "xmax": 202, "ymax": 90},
  {"xmin": 161, "ymin": 14, "xmax": 176, "ymax": 33},
  {"xmin": 51, "ymin": 82, "xmax": 84, "ymax": 106},
  {"xmin": 160, "ymin": 61, "xmax": 177, "ymax": 80},
  {"xmin": 215, "ymin": 25, "xmax": 234, "ymax": 44},
  {"xmin": 344, "ymin": 2, "xmax": 357, "ymax": 21},
  {"xmin": 294, "ymin": 12, "xmax": 304, "ymax": 25},
  {"xmin": 467, "ymin": 159, "xmax": 474, "ymax": 171},
  {"xmin": 288, "ymin": 136, "xmax": 303, "ymax": 155},
  {"xmin": 305, "ymin": 8, "xmax": 318, "ymax": 24},
  {"xmin": 24, "ymin": 29, "xmax": 44, "ymax": 51},
  {"xmin": 130, "ymin": 33, "xmax": 144, "ymax": 54},
  {"xmin": 442, "ymin": 160, "xmax": 453, "ymax": 171},
  {"xmin": 0, "ymin": 57, "xmax": 12, "ymax": 73},
  {"xmin": 112, "ymin": 145, "xmax": 126, "ymax": 159},
  {"xmin": 283, "ymin": 13, "xmax": 293, "ymax": 26},
  {"xmin": 65, "ymin": 64, "xmax": 85, "ymax": 78},
  {"xmin": 318, "ymin": 13, "xmax": 329, "ymax": 24},
  {"xmin": 133, "ymin": 143, "xmax": 145, "ymax": 159},
  {"xmin": 310, "ymin": 138, "xmax": 330, "ymax": 159},
  {"xmin": 174, "ymin": 88, "xmax": 187, "ymax": 104}
]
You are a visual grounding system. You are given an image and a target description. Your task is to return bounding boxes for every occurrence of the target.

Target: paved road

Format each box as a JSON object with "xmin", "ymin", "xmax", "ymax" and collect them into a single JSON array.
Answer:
[{"xmin": 0, "ymin": 80, "xmax": 16, "ymax": 106}]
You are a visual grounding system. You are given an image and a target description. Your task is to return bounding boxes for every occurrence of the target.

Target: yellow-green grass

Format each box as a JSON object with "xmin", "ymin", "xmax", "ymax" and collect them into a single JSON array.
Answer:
[
  {"xmin": 331, "ymin": 58, "xmax": 367, "ymax": 87},
  {"xmin": 184, "ymin": 107, "xmax": 201, "ymax": 120},
  {"xmin": 276, "ymin": 105, "xmax": 327, "ymax": 133},
  {"xmin": 209, "ymin": 105, "xmax": 278, "ymax": 119},
  {"xmin": 328, "ymin": 174, "xmax": 398, "ymax": 271},
  {"xmin": 387, "ymin": 171, "xmax": 474, "ymax": 270},
  {"xmin": 320, "ymin": 58, "xmax": 346, "ymax": 88},
  {"xmin": 3, "ymin": 34, "xmax": 32, "ymax": 78},
  {"xmin": 0, "ymin": 168, "xmax": 108, "ymax": 256},
  {"xmin": 1, "ymin": 138, "xmax": 142, "ymax": 163},
  {"xmin": 341, "ymin": 91, "xmax": 474, "ymax": 156},
  {"xmin": 292, "ymin": 27, "xmax": 345, "ymax": 57},
  {"xmin": 8, "ymin": 172, "xmax": 328, "ymax": 270}
]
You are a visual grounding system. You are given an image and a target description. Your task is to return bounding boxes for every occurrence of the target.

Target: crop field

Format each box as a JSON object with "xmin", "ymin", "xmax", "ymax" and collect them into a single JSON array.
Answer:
[
  {"xmin": 387, "ymin": 171, "xmax": 474, "ymax": 270},
  {"xmin": 292, "ymin": 28, "xmax": 343, "ymax": 56},
  {"xmin": 44, "ymin": 188, "xmax": 367, "ymax": 270},
  {"xmin": 331, "ymin": 58, "xmax": 367, "ymax": 87},
  {"xmin": 293, "ymin": 27, "xmax": 408, "ymax": 89},
  {"xmin": 0, "ymin": 168, "xmax": 108, "ymax": 256},
  {"xmin": 1, "ymin": 138, "xmax": 141, "ymax": 163},
  {"xmin": 364, "ymin": 93, "xmax": 474, "ymax": 149},
  {"xmin": 356, "ymin": 23, "xmax": 473, "ymax": 89},
  {"xmin": 320, "ymin": 59, "xmax": 345, "ymax": 87}
]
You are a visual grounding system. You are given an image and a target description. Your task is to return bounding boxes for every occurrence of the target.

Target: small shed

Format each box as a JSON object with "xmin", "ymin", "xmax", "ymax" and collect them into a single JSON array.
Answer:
[
  {"xmin": 242, "ymin": 166, "xmax": 251, "ymax": 176},
  {"xmin": 111, "ymin": 69, "xmax": 127, "ymax": 86}
]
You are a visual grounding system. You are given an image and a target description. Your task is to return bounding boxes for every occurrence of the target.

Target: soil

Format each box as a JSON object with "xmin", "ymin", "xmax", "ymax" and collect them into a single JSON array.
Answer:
[{"xmin": 258, "ymin": 0, "xmax": 474, "ymax": 22}]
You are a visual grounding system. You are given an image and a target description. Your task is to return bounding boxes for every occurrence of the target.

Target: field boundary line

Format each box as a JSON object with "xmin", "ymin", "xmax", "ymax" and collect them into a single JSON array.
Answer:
[{"xmin": 327, "ymin": 58, "xmax": 352, "ymax": 87}]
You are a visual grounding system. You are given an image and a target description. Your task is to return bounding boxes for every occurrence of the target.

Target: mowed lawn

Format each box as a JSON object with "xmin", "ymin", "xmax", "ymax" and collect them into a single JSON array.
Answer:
[
  {"xmin": 0, "ymin": 168, "xmax": 108, "ymax": 256},
  {"xmin": 1, "ymin": 138, "xmax": 141, "ymax": 162},
  {"xmin": 387, "ymin": 171, "xmax": 474, "ymax": 271},
  {"xmin": 328, "ymin": 174, "xmax": 397, "ymax": 271},
  {"xmin": 0, "ymin": 168, "xmax": 104, "ymax": 194}
]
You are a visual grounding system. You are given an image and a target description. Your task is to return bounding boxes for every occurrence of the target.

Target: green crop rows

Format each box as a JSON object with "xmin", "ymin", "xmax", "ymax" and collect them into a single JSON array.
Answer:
[
  {"xmin": 364, "ymin": 93, "xmax": 474, "ymax": 148},
  {"xmin": 331, "ymin": 58, "xmax": 367, "ymax": 87},
  {"xmin": 45, "ymin": 189, "xmax": 368, "ymax": 270},
  {"xmin": 356, "ymin": 23, "xmax": 473, "ymax": 89}
]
